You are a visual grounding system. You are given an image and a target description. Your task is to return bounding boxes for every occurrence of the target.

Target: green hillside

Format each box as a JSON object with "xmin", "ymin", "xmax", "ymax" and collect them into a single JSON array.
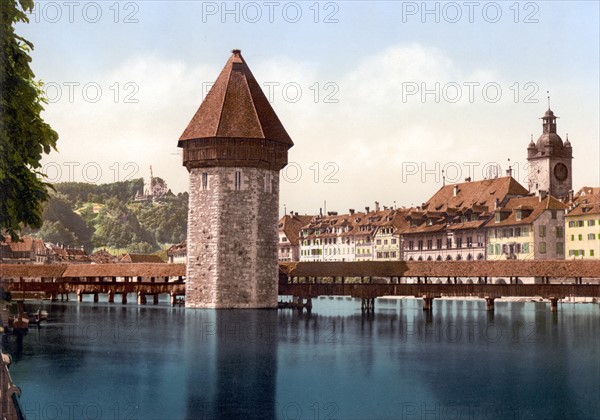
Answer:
[{"xmin": 25, "ymin": 179, "xmax": 188, "ymax": 254}]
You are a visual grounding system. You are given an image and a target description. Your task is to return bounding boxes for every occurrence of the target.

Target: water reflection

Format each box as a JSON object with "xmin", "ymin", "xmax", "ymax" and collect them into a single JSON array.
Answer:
[
  {"xmin": 185, "ymin": 310, "xmax": 277, "ymax": 419},
  {"xmin": 1, "ymin": 298, "xmax": 598, "ymax": 419}
]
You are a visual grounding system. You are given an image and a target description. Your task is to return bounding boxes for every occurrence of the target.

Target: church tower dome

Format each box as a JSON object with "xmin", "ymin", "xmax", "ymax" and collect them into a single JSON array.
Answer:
[{"xmin": 526, "ymin": 102, "xmax": 573, "ymax": 200}]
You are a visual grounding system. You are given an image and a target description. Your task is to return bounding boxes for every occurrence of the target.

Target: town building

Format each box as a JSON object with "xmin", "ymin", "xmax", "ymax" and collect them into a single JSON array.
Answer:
[
  {"xmin": 527, "ymin": 106, "xmax": 573, "ymax": 200},
  {"xmin": 401, "ymin": 177, "xmax": 529, "ymax": 261},
  {"xmin": 0, "ymin": 236, "xmax": 50, "ymax": 264},
  {"xmin": 47, "ymin": 244, "xmax": 91, "ymax": 263},
  {"xmin": 167, "ymin": 240, "xmax": 187, "ymax": 264},
  {"xmin": 90, "ymin": 249, "xmax": 119, "ymax": 264},
  {"xmin": 485, "ymin": 194, "xmax": 567, "ymax": 260},
  {"xmin": 565, "ymin": 187, "xmax": 600, "ymax": 259},
  {"xmin": 298, "ymin": 206, "xmax": 408, "ymax": 262},
  {"xmin": 178, "ymin": 49, "xmax": 293, "ymax": 308},
  {"xmin": 278, "ymin": 214, "xmax": 313, "ymax": 262},
  {"xmin": 119, "ymin": 253, "xmax": 165, "ymax": 263}
]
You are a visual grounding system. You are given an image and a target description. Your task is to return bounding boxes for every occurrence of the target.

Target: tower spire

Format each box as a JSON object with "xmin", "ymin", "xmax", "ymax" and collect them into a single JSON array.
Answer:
[{"xmin": 547, "ymin": 91, "xmax": 551, "ymax": 110}]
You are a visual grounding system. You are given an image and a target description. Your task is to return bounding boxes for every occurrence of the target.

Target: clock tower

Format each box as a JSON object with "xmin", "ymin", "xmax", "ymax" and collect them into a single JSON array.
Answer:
[{"xmin": 527, "ymin": 106, "xmax": 573, "ymax": 200}]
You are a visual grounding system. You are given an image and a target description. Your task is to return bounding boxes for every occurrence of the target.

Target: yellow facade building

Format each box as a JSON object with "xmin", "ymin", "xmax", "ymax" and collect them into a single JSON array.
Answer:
[{"xmin": 565, "ymin": 187, "xmax": 600, "ymax": 259}]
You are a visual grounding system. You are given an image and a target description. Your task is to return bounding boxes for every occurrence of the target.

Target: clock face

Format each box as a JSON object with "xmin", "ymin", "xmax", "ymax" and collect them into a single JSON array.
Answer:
[{"xmin": 554, "ymin": 163, "xmax": 568, "ymax": 181}]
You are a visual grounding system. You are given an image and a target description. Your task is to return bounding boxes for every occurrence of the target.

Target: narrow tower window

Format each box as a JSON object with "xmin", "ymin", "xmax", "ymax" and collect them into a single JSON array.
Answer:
[
  {"xmin": 201, "ymin": 173, "xmax": 208, "ymax": 190},
  {"xmin": 235, "ymin": 170, "xmax": 242, "ymax": 190},
  {"xmin": 264, "ymin": 172, "xmax": 272, "ymax": 193}
]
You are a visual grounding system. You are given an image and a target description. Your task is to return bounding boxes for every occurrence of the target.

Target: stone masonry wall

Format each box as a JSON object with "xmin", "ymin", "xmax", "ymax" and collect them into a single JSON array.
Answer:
[{"xmin": 186, "ymin": 167, "xmax": 279, "ymax": 308}]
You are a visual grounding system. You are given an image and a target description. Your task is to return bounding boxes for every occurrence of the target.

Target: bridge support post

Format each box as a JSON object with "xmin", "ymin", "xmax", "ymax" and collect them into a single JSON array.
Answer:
[
  {"xmin": 107, "ymin": 290, "xmax": 114, "ymax": 303},
  {"xmin": 361, "ymin": 298, "xmax": 375, "ymax": 314},
  {"xmin": 549, "ymin": 297, "xmax": 560, "ymax": 312},
  {"xmin": 170, "ymin": 292, "xmax": 176, "ymax": 306},
  {"xmin": 137, "ymin": 292, "xmax": 146, "ymax": 305},
  {"xmin": 153, "ymin": 294, "xmax": 159, "ymax": 305},
  {"xmin": 93, "ymin": 293, "xmax": 99, "ymax": 303},
  {"xmin": 77, "ymin": 289, "xmax": 83, "ymax": 302},
  {"xmin": 121, "ymin": 293, "xmax": 127, "ymax": 305},
  {"xmin": 484, "ymin": 296, "xmax": 495, "ymax": 312},
  {"xmin": 50, "ymin": 293, "xmax": 58, "ymax": 302},
  {"xmin": 422, "ymin": 295, "xmax": 434, "ymax": 312}
]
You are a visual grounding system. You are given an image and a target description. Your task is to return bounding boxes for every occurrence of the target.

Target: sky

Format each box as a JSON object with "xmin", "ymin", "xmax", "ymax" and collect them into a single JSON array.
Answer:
[{"xmin": 18, "ymin": 0, "xmax": 600, "ymax": 216}]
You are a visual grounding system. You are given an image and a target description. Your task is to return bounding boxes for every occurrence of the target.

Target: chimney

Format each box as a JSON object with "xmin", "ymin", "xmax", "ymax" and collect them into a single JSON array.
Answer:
[
  {"xmin": 365, "ymin": 206, "xmax": 370, "ymax": 213},
  {"xmin": 494, "ymin": 198, "xmax": 500, "ymax": 209},
  {"xmin": 294, "ymin": 212, "xmax": 298, "ymax": 216},
  {"xmin": 568, "ymin": 190, "xmax": 574, "ymax": 203},
  {"xmin": 539, "ymin": 190, "xmax": 548, "ymax": 201},
  {"xmin": 465, "ymin": 177, "xmax": 471, "ymax": 182},
  {"xmin": 375, "ymin": 201, "xmax": 380, "ymax": 212},
  {"xmin": 349, "ymin": 209, "xmax": 355, "ymax": 215},
  {"xmin": 453, "ymin": 185, "xmax": 459, "ymax": 197}
]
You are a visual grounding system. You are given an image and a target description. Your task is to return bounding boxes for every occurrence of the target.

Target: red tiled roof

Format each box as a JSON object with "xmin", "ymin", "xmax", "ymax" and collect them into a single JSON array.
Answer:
[
  {"xmin": 178, "ymin": 50, "xmax": 293, "ymax": 147},
  {"xmin": 567, "ymin": 194, "xmax": 600, "ymax": 217},
  {"xmin": 484, "ymin": 195, "xmax": 567, "ymax": 228},
  {"xmin": 279, "ymin": 215, "xmax": 314, "ymax": 246},
  {"xmin": 423, "ymin": 176, "xmax": 528, "ymax": 213},
  {"xmin": 120, "ymin": 253, "xmax": 165, "ymax": 263}
]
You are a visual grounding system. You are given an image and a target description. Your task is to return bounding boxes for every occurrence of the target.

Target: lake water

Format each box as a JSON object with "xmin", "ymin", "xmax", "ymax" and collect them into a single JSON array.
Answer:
[{"xmin": 2, "ymin": 296, "xmax": 599, "ymax": 419}]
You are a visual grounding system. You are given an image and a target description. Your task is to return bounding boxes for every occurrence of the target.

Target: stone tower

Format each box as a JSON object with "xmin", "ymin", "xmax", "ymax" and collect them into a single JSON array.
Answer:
[
  {"xmin": 527, "ymin": 106, "xmax": 573, "ymax": 199},
  {"xmin": 178, "ymin": 50, "xmax": 293, "ymax": 308}
]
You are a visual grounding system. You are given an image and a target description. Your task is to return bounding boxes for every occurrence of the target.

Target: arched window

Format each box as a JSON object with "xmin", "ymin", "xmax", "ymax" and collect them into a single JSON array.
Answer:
[
  {"xmin": 456, "ymin": 254, "xmax": 462, "ymax": 261},
  {"xmin": 446, "ymin": 255, "xmax": 453, "ymax": 261}
]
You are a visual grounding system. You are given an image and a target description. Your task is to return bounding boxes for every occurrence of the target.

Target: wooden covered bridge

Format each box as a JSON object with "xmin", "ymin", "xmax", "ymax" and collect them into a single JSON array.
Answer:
[{"xmin": 1, "ymin": 260, "xmax": 599, "ymax": 311}]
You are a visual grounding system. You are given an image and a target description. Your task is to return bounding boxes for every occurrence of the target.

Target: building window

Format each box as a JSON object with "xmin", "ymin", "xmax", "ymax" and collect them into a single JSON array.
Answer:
[
  {"xmin": 436, "ymin": 239, "xmax": 442, "ymax": 249},
  {"xmin": 515, "ymin": 227, "xmax": 521, "ymax": 237},
  {"xmin": 466, "ymin": 237, "xmax": 473, "ymax": 247},
  {"xmin": 588, "ymin": 233, "xmax": 596, "ymax": 240},
  {"xmin": 408, "ymin": 241, "xmax": 414, "ymax": 250},
  {"xmin": 556, "ymin": 227, "xmax": 563, "ymax": 238},
  {"xmin": 578, "ymin": 234, "xmax": 583, "ymax": 241},
  {"xmin": 234, "ymin": 171, "xmax": 242, "ymax": 190},
  {"xmin": 488, "ymin": 244, "xmax": 494, "ymax": 255},
  {"xmin": 591, "ymin": 249, "xmax": 595, "ymax": 257},
  {"xmin": 539, "ymin": 242, "xmax": 546, "ymax": 254},
  {"xmin": 376, "ymin": 239, "xmax": 382, "ymax": 245},
  {"xmin": 515, "ymin": 209, "xmax": 522, "ymax": 221},
  {"xmin": 539, "ymin": 226, "xmax": 546, "ymax": 237},
  {"xmin": 427, "ymin": 240, "xmax": 432, "ymax": 250},
  {"xmin": 446, "ymin": 238, "xmax": 452, "ymax": 249},
  {"xmin": 495, "ymin": 244, "xmax": 501, "ymax": 255},
  {"xmin": 391, "ymin": 239, "xmax": 397, "ymax": 244},
  {"xmin": 523, "ymin": 243, "xmax": 529, "ymax": 253},
  {"xmin": 384, "ymin": 240, "xmax": 388, "ymax": 245},
  {"xmin": 418, "ymin": 240, "xmax": 423, "ymax": 250},
  {"xmin": 551, "ymin": 210, "xmax": 557, "ymax": 219},
  {"xmin": 556, "ymin": 242, "xmax": 564, "ymax": 254},
  {"xmin": 456, "ymin": 238, "xmax": 463, "ymax": 248},
  {"xmin": 577, "ymin": 221, "xmax": 584, "ymax": 227},
  {"xmin": 264, "ymin": 172, "xmax": 272, "ymax": 193},
  {"xmin": 569, "ymin": 221, "xmax": 575, "ymax": 228},
  {"xmin": 201, "ymin": 172, "xmax": 208, "ymax": 190},
  {"xmin": 588, "ymin": 220, "xmax": 596, "ymax": 226},
  {"xmin": 495, "ymin": 213, "xmax": 501, "ymax": 223}
]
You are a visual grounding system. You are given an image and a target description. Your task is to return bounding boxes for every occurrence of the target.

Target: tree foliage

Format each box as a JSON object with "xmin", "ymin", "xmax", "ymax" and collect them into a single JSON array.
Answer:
[{"xmin": 0, "ymin": 0, "xmax": 59, "ymax": 240}]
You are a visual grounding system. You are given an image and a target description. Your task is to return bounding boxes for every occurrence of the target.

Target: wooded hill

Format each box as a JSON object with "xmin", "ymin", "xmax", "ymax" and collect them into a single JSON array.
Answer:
[{"xmin": 24, "ymin": 179, "xmax": 188, "ymax": 254}]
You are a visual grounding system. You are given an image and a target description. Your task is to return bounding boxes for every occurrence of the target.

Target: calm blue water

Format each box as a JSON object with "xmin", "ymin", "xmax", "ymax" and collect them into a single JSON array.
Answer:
[{"xmin": 2, "ymin": 296, "xmax": 599, "ymax": 420}]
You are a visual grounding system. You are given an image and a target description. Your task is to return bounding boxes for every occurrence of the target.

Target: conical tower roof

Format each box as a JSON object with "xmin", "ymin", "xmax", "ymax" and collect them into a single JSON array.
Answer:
[{"xmin": 178, "ymin": 50, "xmax": 293, "ymax": 147}]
